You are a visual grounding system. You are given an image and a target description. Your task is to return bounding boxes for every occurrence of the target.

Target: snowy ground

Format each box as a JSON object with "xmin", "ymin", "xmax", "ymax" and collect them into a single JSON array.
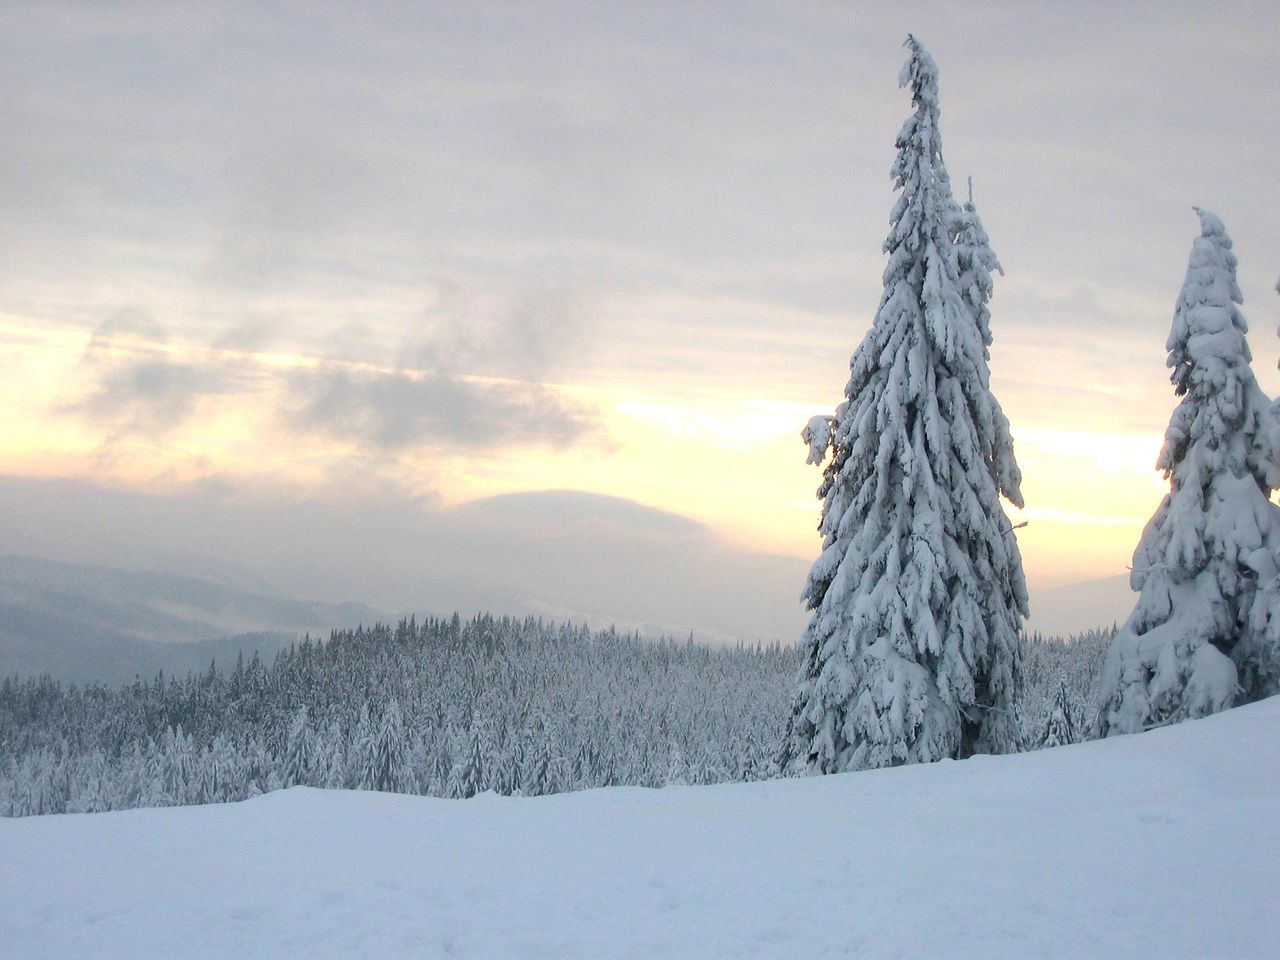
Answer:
[{"xmin": 4, "ymin": 700, "xmax": 1278, "ymax": 959}]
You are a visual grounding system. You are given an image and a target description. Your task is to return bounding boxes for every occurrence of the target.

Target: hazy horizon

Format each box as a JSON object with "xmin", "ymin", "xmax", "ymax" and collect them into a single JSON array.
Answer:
[{"xmin": 2, "ymin": 2, "xmax": 1278, "ymax": 643}]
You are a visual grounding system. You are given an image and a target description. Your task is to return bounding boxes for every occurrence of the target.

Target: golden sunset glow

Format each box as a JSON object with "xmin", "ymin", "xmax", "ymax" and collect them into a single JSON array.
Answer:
[{"xmin": 0, "ymin": 310, "xmax": 1182, "ymax": 595}]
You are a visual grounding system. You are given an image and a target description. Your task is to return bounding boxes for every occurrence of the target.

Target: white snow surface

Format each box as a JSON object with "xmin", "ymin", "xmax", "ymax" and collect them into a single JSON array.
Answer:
[{"xmin": 4, "ymin": 698, "xmax": 1280, "ymax": 959}]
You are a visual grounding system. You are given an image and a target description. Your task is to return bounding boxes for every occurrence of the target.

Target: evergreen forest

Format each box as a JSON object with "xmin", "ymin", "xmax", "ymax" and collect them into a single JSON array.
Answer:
[{"xmin": 1, "ymin": 614, "xmax": 1109, "ymax": 817}]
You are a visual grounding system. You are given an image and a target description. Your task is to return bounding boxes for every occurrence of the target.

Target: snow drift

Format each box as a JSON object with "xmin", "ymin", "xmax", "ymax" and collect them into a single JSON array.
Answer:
[{"xmin": 3, "ymin": 697, "xmax": 1278, "ymax": 959}]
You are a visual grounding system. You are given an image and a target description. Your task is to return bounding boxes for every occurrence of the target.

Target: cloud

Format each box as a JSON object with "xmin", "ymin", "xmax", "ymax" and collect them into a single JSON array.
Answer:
[
  {"xmin": 0, "ymin": 475, "xmax": 809, "ymax": 644},
  {"xmin": 6, "ymin": 4, "xmax": 1276, "ymax": 431},
  {"xmin": 61, "ymin": 308, "xmax": 244, "ymax": 439},
  {"xmin": 210, "ymin": 316, "xmax": 277, "ymax": 353},
  {"xmin": 453, "ymin": 489, "xmax": 705, "ymax": 540},
  {"xmin": 66, "ymin": 358, "xmax": 237, "ymax": 437},
  {"xmin": 282, "ymin": 365, "xmax": 600, "ymax": 451},
  {"xmin": 204, "ymin": 118, "xmax": 377, "ymax": 293},
  {"xmin": 440, "ymin": 490, "xmax": 808, "ymax": 642},
  {"xmin": 58, "ymin": 302, "xmax": 604, "ymax": 454},
  {"xmin": 404, "ymin": 281, "xmax": 594, "ymax": 383},
  {"xmin": 88, "ymin": 305, "xmax": 168, "ymax": 347}
]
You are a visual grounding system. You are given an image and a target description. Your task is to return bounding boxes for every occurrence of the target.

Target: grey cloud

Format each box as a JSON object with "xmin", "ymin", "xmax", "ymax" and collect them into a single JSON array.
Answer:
[
  {"xmin": 66, "ymin": 359, "xmax": 236, "ymax": 438},
  {"xmin": 89, "ymin": 306, "xmax": 168, "ymax": 347},
  {"xmin": 283, "ymin": 365, "xmax": 599, "ymax": 451},
  {"xmin": 4, "ymin": 5, "xmax": 1276, "ymax": 404},
  {"xmin": 0, "ymin": 475, "xmax": 809, "ymax": 644},
  {"xmin": 63, "ymin": 305, "xmax": 603, "ymax": 450},
  {"xmin": 453, "ymin": 489, "xmax": 706, "ymax": 540},
  {"xmin": 321, "ymin": 320, "xmax": 385, "ymax": 365},
  {"xmin": 206, "ymin": 121, "xmax": 378, "ymax": 293},
  {"xmin": 63, "ymin": 309, "xmax": 246, "ymax": 439},
  {"xmin": 993, "ymin": 280, "xmax": 1167, "ymax": 339},
  {"xmin": 436, "ymin": 489, "xmax": 807, "ymax": 641},
  {"xmin": 406, "ymin": 282, "xmax": 594, "ymax": 383},
  {"xmin": 210, "ymin": 317, "xmax": 277, "ymax": 353}
]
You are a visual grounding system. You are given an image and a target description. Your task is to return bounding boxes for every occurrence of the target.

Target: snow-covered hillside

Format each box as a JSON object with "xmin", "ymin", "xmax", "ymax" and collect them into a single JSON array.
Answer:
[{"xmin": 4, "ymin": 698, "xmax": 1278, "ymax": 960}]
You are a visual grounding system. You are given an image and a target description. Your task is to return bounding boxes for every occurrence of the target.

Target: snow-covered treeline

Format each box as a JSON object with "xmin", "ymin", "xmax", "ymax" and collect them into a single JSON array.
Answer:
[
  {"xmin": 1, "ymin": 616, "xmax": 793, "ymax": 816},
  {"xmin": 0, "ymin": 616, "xmax": 1108, "ymax": 817},
  {"xmin": 1020, "ymin": 628, "xmax": 1112, "ymax": 744}
]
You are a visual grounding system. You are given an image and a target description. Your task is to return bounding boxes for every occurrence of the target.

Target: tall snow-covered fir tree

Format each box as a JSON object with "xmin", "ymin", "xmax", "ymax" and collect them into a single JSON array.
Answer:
[
  {"xmin": 790, "ymin": 36, "xmax": 1029, "ymax": 774},
  {"xmin": 1096, "ymin": 209, "xmax": 1280, "ymax": 735}
]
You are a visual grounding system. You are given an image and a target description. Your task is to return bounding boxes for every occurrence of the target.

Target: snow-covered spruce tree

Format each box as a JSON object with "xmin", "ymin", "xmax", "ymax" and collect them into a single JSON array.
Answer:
[
  {"xmin": 1097, "ymin": 209, "xmax": 1280, "ymax": 735},
  {"xmin": 790, "ymin": 36, "xmax": 1029, "ymax": 773},
  {"xmin": 282, "ymin": 706, "xmax": 317, "ymax": 788},
  {"xmin": 1040, "ymin": 680, "xmax": 1077, "ymax": 749},
  {"xmin": 364, "ymin": 698, "xmax": 414, "ymax": 794}
]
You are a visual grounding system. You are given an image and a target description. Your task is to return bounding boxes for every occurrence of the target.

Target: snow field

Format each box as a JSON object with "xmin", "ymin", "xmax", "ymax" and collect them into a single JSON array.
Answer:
[{"xmin": 3, "ymin": 696, "xmax": 1278, "ymax": 959}]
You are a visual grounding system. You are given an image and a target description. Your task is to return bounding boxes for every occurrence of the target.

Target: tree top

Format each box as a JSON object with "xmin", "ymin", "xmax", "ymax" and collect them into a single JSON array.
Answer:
[
  {"xmin": 1192, "ymin": 206, "xmax": 1227, "ymax": 239},
  {"xmin": 900, "ymin": 35, "xmax": 941, "ymax": 111}
]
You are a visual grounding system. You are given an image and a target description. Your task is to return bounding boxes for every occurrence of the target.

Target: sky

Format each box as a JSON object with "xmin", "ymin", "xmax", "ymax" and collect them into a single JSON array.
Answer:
[{"xmin": 1, "ymin": 1, "xmax": 1278, "ymax": 640}]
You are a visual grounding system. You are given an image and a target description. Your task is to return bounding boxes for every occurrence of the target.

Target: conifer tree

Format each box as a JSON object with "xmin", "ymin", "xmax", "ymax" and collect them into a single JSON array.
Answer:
[
  {"xmin": 519, "ymin": 736, "xmax": 550, "ymax": 797},
  {"xmin": 447, "ymin": 724, "xmax": 487, "ymax": 799},
  {"xmin": 365, "ymin": 699, "xmax": 413, "ymax": 793},
  {"xmin": 790, "ymin": 36, "xmax": 1029, "ymax": 773},
  {"xmin": 202, "ymin": 733, "xmax": 237, "ymax": 803},
  {"xmin": 1097, "ymin": 209, "xmax": 1280, "ymax": 734},
  {"xmin": 1040, "ymin": 680, "xmax": 1077, "ymax": 749},
  {"xmin": 320, "ymin": 723, "xmax": 347, "ymax": 790},
  {"xmin": 282, "ymin": 706, "xmax": 317, "ymax": 788}
]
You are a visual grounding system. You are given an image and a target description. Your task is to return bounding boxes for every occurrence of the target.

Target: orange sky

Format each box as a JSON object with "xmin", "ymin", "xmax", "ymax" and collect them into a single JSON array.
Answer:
[{"xmin": 3, "ymin": 295, "xmax": 1274, "ymax": 595}]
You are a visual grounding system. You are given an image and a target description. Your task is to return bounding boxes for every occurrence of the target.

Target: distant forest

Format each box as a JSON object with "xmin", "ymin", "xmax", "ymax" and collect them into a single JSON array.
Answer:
[{"xmin": 1, "ymin": 616, "xmax": 1110, "ymax": 817}]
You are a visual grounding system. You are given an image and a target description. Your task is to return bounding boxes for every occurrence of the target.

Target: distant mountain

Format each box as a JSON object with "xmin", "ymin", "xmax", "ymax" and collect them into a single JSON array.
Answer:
[{"xmin": 0, "ymin": 555, "xmax": 384, "ymax": 685}]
